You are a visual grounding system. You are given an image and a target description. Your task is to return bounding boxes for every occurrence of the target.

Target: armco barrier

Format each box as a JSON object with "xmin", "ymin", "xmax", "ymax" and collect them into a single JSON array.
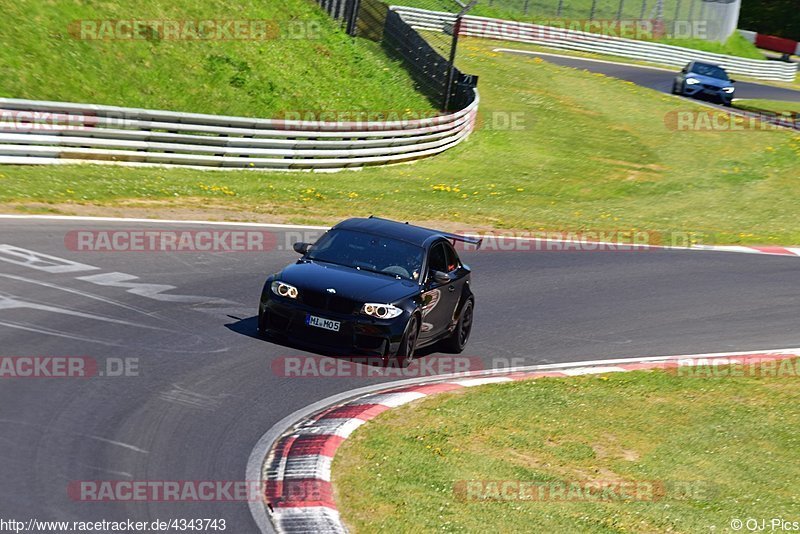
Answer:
[
  {"xmin": 393, "ymin": 6, "xmax": 798, "ymax": 82},
  {"xmin": 0, "ymin": 93, "xmax": 478, "ymax": 171}
]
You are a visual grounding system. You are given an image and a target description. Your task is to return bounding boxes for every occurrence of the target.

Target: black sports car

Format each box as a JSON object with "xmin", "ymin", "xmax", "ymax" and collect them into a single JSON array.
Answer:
[{"xmin": 258, "ymin": 217, "xmax": 481, "ymax": 366}]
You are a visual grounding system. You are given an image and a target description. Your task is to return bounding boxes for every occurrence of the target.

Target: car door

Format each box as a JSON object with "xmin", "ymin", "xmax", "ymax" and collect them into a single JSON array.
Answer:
[{"xmin": 418, "ymin": 241, "xmax": 462, "ymax": 342}]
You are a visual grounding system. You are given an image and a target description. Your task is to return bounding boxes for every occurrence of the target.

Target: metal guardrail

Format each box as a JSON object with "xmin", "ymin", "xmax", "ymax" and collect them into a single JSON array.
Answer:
[
  {"xmin": 393, "ymin": 6, "xmax": 798, "ymax": 82},
  {"xmin": 0, "ymin": 94, "xmax": 478, "ymax": 171}
]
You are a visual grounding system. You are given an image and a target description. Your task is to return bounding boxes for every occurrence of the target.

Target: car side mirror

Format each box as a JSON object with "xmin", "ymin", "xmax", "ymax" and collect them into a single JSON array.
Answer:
[
  {"xmin": 431, "ymin": 270, "xmax": 450, "ymax": 285},
  {"xmin": 729, "ymin": 79, "xmax": 737, "ymax": 84},
  {"xmin": 293, "ymin": 242, "xmax": 311, "ymax": 255}
]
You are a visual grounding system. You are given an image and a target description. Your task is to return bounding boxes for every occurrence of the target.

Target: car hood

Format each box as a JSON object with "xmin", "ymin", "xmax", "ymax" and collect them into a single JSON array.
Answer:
[
  {"xmin": 279, "ymin": 260, "xmax": 419, "ymax": 303},
  {"xmin": 687, "ymin": 73, "xmax": 732, "ymax": 88}
]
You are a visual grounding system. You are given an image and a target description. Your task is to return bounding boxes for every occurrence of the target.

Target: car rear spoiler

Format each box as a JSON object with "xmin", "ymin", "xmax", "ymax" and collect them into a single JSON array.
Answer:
[
  {"xmin": 367, "ymin": 216, "xmax": 483, "ymax": 249},
  {"xmin": 442, "ymin": 232, "xmax": 483, "ymax": 250}
]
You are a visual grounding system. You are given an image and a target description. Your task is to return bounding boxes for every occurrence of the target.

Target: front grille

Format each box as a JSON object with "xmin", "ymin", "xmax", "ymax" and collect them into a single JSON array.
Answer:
[
  {"xmin": 301, "ymin": 290, "xmax": 358, "ymax": 315},
  {"xmin": 702, "ymin": 84, "xmax": 720, "ymax": 91}
]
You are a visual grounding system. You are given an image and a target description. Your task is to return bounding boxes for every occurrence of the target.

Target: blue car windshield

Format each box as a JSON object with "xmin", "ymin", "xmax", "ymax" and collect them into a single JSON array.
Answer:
[
  {"xmin": 692, "ymin": 63, "xmax": 729, "ymax": 80},
  {"xmin": 306, "ymin": 229, "xmax": 424, "ymax": 281}
]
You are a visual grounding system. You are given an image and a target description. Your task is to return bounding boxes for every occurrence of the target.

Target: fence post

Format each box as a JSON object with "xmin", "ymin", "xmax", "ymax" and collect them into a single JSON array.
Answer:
[
  {"xmin": 640, "ymin": 0, "xmax": 648, "ymax": 19},
  {"xmin": 523, "ymin": 0, "xmax": 530, "ymax": 15},
  {"xmin": 443, "ymin": 15, "xmax": 462, "ymax": 112},
  {"xmin": 556, "ymin": 0, "xmax": 564, "ymax": 17},
  {"xmin": 444, "ymin": 1, "xmax": 477, "ymax": 112},
  {"xmin": 616, "ymin": 0, "xmax": 625, "ymax": 21},
  {"xmin": 589, "ymin": 0, "xmax": 598, "ymax": 21},
  {"xmin": 346, "ymin": 0, "xmax": 361, "ymax": 36}
]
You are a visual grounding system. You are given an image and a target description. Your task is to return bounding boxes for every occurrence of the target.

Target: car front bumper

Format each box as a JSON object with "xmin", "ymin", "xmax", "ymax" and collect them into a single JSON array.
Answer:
[
  {"xmin": 260, "ymin": 295, "xmax": 408, "ymax": 358},
  {"xmin": 683, "ymin": 84, "xmax": 733, "ymax": 102}
]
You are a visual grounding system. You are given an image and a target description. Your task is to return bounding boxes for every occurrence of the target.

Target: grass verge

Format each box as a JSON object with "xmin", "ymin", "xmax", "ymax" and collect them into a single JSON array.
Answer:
[
  {"xmin": 332, "ymin": 359, "xmax": 800, "ymax": 533},
  {"xmin": 734, "ymin": 99, "xmax": 800, "ymax": 115},
  {"xmin": 2, "ymin": 37, "xmax": 799, "ymax": 245},
  {"xmin": 0, "ymin": 0, "xmax": 433, "ymax": 116}
]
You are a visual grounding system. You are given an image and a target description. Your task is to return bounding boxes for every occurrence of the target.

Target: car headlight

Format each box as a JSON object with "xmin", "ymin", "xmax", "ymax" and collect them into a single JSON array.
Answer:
[
  {"xmin": 361, "ymin": 303, "xmax": 403, "ymax": 319},
  {"xmin": 722, "ymin": 87, "xmax": 735, "ymax": 93},
  {"xmin": 685, "ymin": 78, "xmax": 700, "ymax": 85},
  {"xmin": 271, "ymin": 281, "xmax": 299, "ymax": 299}
]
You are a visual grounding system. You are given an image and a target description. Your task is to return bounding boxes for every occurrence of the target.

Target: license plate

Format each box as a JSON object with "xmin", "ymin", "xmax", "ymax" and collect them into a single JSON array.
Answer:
[{"xmin": 306, "ymin": 314, "xmax": 341, "ymax": 332}]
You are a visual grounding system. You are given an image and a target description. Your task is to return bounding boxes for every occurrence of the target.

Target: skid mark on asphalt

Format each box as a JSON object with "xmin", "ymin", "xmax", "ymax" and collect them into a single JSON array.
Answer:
[
  {"xmin": 0, "ymin": 294, "xmax": 167, "ymax": 330},
  {"xmin": 78, "ymin": 463, "xmax": 133, "ymax": 478},
  {"xmin": 0, "ymin": 273, "xmax": 170, "ymax": 320},
  {"xmin": 158, "ymin": 384, "xmax": 231, "ymax": 411},
  {"xmin": 0, "ymin": 320, "xmax": 129, "ymax": 346},
  {"xmin": 0, "ymin": 419, "xmax": 149, "ymax": 454}
]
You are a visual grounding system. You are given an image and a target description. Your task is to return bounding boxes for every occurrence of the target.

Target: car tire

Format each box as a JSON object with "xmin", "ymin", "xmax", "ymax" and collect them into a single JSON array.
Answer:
[
  {"xmin": 441, "ymin": 298, "xmax": 474, "ymax": 354},
  {"xmin": 257, "ymin": 307, "xmax": 268, "ymax": 338},
  {"xmin": 671, "ymin": 81, "xmax": 678, "ymax": 95},
  {"xmin": 392, "ymin": 314, "xmax": 420, "ymax": 368}
]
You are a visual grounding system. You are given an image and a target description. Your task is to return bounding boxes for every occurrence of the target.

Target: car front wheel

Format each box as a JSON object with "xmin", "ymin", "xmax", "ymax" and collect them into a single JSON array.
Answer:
[
  {"xmin": 391, "ymin": 314, "xmax": 419, "ymax": 368},
  {"xmin": 442, "ymin": 299, "xmax": 474, "ymax": 354},
  {"xmin": 257, "ymin": 307, "xmax": 268, "ymax": 338}
]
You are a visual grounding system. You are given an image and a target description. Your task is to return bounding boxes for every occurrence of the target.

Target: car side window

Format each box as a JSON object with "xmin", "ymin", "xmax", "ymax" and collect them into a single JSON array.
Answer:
[
  {"xmin": 443, "ymin": 242, "xmax": 460, "ymax": 273},
  {"xmin": 428, "ymin": 243, "xmax": 448, "ymax": 273}
]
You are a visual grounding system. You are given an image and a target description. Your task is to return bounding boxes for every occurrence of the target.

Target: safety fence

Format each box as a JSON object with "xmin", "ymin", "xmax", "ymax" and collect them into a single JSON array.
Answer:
[
  {"xmin": 393, "ymin": 6, "xmax": 798, "ymax": 81},
  {"xmin": 0, "ymin": 95, "xmax": 478, "ymax": 171}
]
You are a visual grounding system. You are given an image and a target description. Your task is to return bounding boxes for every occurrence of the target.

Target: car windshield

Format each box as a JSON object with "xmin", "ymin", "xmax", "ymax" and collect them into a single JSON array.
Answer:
[
  {"xmin": 306, "ymin": 229, "xmax": 424, "ymax": 281},
  {"xmin": 691, "ymin": 63, "xmax": 729, "ymax": 80}
]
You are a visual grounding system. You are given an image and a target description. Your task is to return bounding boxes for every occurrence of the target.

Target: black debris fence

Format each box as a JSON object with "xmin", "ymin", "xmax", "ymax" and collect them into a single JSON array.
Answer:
[
  {"xmin": 383, "ymin": 8, "xmax": 477, "ymax": 111},
  {"xmin": 314, "ymin": 0, "xmax": 361, "ymax": 35},
  {"xmin": 312, "ymin": 0, "xmax": 478, "ymax": 111}
]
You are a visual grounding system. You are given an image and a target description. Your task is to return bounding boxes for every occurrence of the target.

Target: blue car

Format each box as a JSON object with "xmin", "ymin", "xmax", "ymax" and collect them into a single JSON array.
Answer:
[
  {"xmin": 672, "ymin": 61, "xmax": 736, "ymax": 106},
  {"xmin": 258, "ymin": 217, "xmax": 481, "ymax": 367}
]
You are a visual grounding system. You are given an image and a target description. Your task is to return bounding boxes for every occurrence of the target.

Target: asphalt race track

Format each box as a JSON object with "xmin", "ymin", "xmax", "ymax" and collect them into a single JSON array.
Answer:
[
  {"xmin": 1, "ymin": 218, "xmax": 799, "ymax": 531},
  {"xmin": 498, "ymin": 49, "xmax": 800, "ymax": 105}
]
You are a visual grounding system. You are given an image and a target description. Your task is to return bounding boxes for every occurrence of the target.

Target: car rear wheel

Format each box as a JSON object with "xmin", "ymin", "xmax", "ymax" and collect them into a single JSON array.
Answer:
[
  {"xmin": 442, "ymin": 299, "xmax": 474, "ymax": 354},
  {"xmin": 392, "ymin": 314, "xmax": 419, "ymax": 368}
]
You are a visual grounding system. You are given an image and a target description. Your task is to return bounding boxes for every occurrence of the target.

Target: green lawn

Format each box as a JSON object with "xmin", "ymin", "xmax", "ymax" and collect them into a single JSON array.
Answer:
[
  {"xmin": 734, "ymin": 99, "xmax": 799, "ymax": 115},
  {"xmin": 0, "ymin": 0, "xmax": 433, "ymax": 116},
  {"xmin": 332, "ymin": 360, "xmax": 800, "ymax": 532},
  {"xmin": 2, "ymin": 37, "xmax": 798, "ymax": 245}
]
